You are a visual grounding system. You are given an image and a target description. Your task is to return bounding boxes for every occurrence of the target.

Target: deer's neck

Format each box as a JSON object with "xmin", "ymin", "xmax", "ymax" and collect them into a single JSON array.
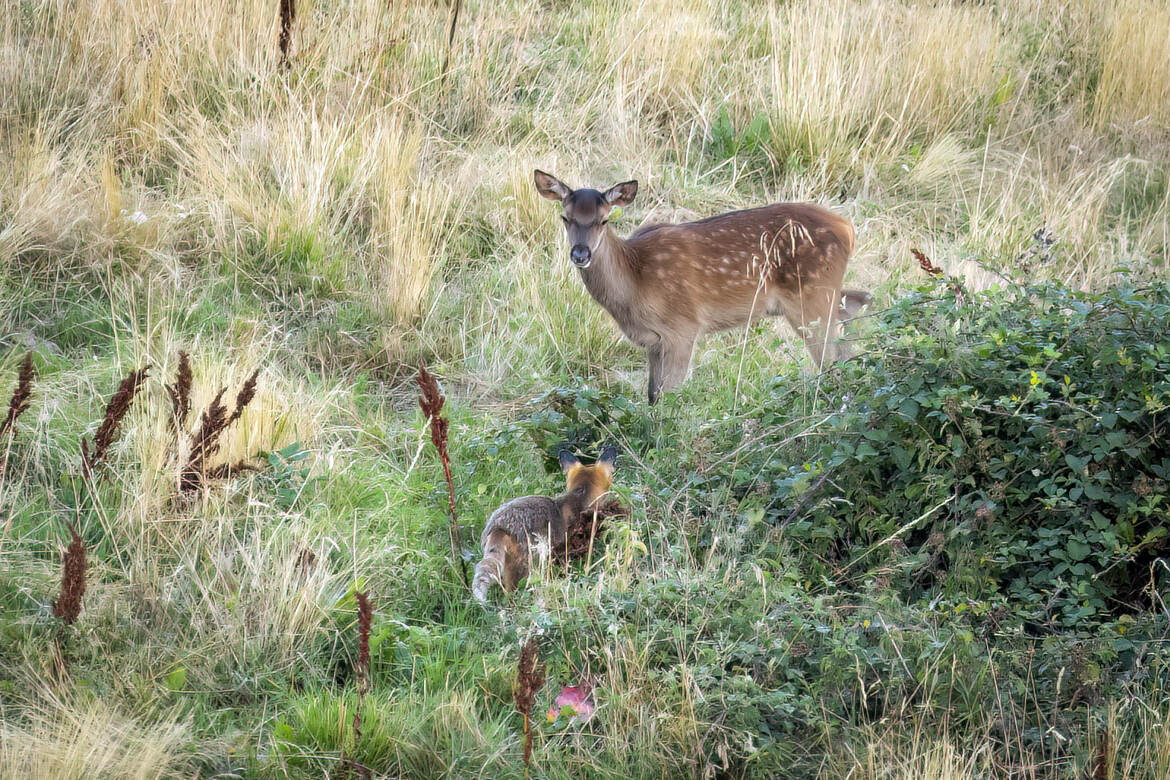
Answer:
[{"xmin": 577, "ymin": 229, "xmax": 636, "ymax": 308}]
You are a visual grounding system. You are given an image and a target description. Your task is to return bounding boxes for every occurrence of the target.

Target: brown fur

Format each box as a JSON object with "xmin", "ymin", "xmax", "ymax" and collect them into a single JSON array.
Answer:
[
  {"xmin": 472, "ymin": 450, "xmax": 615, "ymax": 602},
  {"xmin": 534, "ymin": 171, "xmax": 870, "ymax": 403}
]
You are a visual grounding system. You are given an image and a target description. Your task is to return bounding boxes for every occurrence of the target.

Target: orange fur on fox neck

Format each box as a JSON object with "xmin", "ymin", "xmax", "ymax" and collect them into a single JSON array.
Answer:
[{"xmin": 556, "ymin": 462, "xmax": 612, "ymax": 551}]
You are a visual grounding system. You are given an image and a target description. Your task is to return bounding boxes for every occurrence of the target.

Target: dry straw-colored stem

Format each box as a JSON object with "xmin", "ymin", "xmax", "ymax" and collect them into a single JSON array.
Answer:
[
  {"xmin": 1, "ymin": 353, "xmax": 34, "ymax": 440},
  {"xmin": 441, "ymin": 0, "xmax": 463, "ymax": 85},
  {"xmin": 52, "ymin": 527, "xmax": 87, "ymax": 625},
  {"xmin": 81, "ymin": 365, "xmax": 150, "ymax": 477},
  {"xmin": 417, "ymin": 365, "xmax": 468, "ymax": 586}
]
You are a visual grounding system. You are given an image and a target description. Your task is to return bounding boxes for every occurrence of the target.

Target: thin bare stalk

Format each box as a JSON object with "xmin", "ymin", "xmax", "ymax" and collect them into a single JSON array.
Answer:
[
  {"xmin": 417, "ymin": 365, "xmax": 468, "ymax": 585},
  {"xmin": 440, "ymin": 0, "xmax": 463, "ymax": 85}
]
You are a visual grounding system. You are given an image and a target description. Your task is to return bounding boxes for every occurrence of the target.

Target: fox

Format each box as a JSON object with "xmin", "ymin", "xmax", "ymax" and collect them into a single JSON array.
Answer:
[{"xmin": 472, "ymin": 446, "xmax": 617, "ymax": 602}]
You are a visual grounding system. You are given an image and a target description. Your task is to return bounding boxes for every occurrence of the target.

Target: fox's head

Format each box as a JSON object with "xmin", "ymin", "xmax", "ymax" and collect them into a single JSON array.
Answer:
[{"xmin": 558, "ymin": 446, "xmax": 617, "ymax": 508}]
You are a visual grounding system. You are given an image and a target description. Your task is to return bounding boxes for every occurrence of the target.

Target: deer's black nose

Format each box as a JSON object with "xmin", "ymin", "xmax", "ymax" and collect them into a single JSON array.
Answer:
[{"xmin": 570, "ymin": 245, "xmax": 592, "ymax": 268}]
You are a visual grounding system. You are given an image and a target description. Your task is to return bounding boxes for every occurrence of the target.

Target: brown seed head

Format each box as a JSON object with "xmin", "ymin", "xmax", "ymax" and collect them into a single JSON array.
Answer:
[
  {"xmin": 514, "ymin": 637, "xmax": 545, "ymax": 716},
  {"xmin": 227, "ymin": 368, "xmax": 260, "ymax": 426},
  {"xmin": 1, "ymin": 353, "xmax": 35, "ymax": 439},
  {"xmin": 417, "ymin": 365, "xmax": 449, "ymax": 450},
  {"xmin": 911, "ymin": 248, "xmax": 943, "ymax": 276},
  {"xmin": 166, "ymin": 351, "xmax": 192, "ymax": 432},
  {"xmin": 356, "ymin": 591, "xmax": 372, "ymax": 694},
  {"xmin": 52, "ymin": 527, "xmax": 87, "ymax": 625},
  {"xmin": 82, "ymin": 365, "xmax": 150, "ymax": 476}
]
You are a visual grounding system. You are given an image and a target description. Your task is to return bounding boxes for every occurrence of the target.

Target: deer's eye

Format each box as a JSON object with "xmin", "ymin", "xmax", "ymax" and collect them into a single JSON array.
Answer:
[
  {"xmin": 601, "ymin": 219, "xmax": 609, "ymax": 225},
  {"xmin": 560, "ymin": 216, "xmax": 570, "ymax": 224}
]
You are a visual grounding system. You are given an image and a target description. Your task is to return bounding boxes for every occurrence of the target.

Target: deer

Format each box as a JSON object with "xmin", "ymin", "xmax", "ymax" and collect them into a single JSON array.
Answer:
[{"xmin": 533, "ymin": 170, "xmax": 870, "ymax": 403}]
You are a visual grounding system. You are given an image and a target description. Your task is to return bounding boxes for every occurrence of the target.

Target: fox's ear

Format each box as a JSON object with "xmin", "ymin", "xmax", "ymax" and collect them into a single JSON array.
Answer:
[
  {"xmin": 597, "ymin": 445, "xmax": 618, "ymax": 469},
  {"xmin": 558, "ymin": 449, "xmax": 581, "ymax": 473}
]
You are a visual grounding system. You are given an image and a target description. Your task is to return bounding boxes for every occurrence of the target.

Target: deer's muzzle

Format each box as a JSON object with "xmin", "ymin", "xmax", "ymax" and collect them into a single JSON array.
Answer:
[{"xmin": 570, "ymin": 245, "xmax": 592, "ymax": 268}]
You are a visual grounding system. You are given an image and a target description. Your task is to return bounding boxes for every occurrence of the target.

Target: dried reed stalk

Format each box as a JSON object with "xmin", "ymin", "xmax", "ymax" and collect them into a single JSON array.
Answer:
[
  {"xmin": 81, "ymin": 365, "xmax": 150, "ymax": 477},
  {"xmin": 165, "ymin": 351, "xmax": 192, "ymax": 433},
  {"xmin": 278, "ymin": 0, "xmax": 295, "ymax": 67},
  {"xmin": 52, "ymin": 527, "xmax": 87, "ymax": 625},
  {"xmin": 355, "ymin": 591, "xmax": 371, "ymax": 695},
  {"xmin": 514, "ymin": 637, "xmax": 545, "ymax": 773},
  {"xmin": 1091, "ymin": 727, "xmax": 1112, "ymax": 780},
  {"xmin": 441, "ymin": 0, "xmax": 463, "ymax": 85},
  {"xmin": 417, "ymin": 365, "xmax": 467, "ymax": 585},
  {"xmin": 1, "ymin": 353, "xmax": 34, "ymax": 439},
  {"xmin": 911, "ymin": 247, "xmax": 943, "ymax": 276},
  {"xmin": 180, "ymin": 368, "xmax": 260, "ymax": 491}
]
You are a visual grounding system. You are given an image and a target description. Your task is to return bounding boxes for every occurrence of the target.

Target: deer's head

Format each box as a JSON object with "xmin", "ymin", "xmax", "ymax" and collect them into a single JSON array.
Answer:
[{"xmin": 533, "ymin": 170, "xmax": 637, "ymax": 268}]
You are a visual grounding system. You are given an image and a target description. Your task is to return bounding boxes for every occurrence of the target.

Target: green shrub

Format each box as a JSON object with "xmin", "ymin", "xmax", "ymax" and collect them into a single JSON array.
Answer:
[{"xmin": 731, "ymin": 274, "xmax": 1170, "ymax": 630}]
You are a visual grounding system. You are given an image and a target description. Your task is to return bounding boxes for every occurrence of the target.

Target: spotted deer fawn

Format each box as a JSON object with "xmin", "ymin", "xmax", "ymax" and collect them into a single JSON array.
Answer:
[
  {"xmin": 534, "ymin": 170, "xmax": 870, "ymax": 403},
  {"xmin": 472, "ymin": 447, "xmax": 616, "ymax": 602}
]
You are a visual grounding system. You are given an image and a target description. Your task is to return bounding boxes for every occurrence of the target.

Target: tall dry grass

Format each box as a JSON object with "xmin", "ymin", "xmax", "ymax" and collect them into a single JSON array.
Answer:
[{"xmin": 0, "ymin": 697, "xmax": 189, "ymax": 780}]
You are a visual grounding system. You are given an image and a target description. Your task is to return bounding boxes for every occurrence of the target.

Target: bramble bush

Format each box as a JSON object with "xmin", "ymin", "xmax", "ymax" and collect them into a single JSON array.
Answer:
[{"xmin": 741, "ymin": 272, "xmax": 1170, "ymax": 631}]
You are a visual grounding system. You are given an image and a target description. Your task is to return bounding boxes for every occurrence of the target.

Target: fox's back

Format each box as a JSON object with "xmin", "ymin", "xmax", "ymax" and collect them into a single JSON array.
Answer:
[{"xmin": 482, "ymin": 495, "xmax": 561, "ymax": 547}]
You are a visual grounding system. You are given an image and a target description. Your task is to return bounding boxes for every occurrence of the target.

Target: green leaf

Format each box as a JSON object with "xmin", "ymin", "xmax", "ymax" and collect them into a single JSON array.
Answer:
[
  {"xmin": 164, "ymin": 666, "xmax": 187, "ymax": 692},
  {"xmin": 1066, "ymin": 539, "xmax": 1091, "ymax": 561}
]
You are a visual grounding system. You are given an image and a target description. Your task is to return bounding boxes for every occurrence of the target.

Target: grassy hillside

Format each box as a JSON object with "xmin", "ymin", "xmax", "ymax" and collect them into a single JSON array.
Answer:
[{"xmin": 1, "ymin": 0, "xmax": 1169, "ymax": 776}]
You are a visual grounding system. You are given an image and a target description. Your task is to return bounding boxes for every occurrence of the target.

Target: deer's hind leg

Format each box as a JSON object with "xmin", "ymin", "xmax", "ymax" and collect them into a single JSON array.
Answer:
[{"xmin": 777, "ymin": 287, "xmax": 842, "ymax": 368}]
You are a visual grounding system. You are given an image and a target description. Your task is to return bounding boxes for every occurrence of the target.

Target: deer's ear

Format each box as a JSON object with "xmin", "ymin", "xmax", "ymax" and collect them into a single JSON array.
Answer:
[
  {"xmin": 603, "ymin": 180, "xmax": 638, "ymax": 206},
  {"xmin": 534, "ymin": 170, "xmax": 571, "ymax": 202},
  {"xmin": 558, "ymin": 449, "xmax": 581, "ymax": 473}
]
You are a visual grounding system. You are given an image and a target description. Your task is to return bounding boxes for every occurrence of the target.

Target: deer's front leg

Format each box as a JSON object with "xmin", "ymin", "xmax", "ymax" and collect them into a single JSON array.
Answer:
[
  {"xmin": 647, "ymin": 336, "xmax": 697, "ymax": 404},
  {"xmin": 647, "ymin": 342, "xmax": 666, "ymax": 404}
]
